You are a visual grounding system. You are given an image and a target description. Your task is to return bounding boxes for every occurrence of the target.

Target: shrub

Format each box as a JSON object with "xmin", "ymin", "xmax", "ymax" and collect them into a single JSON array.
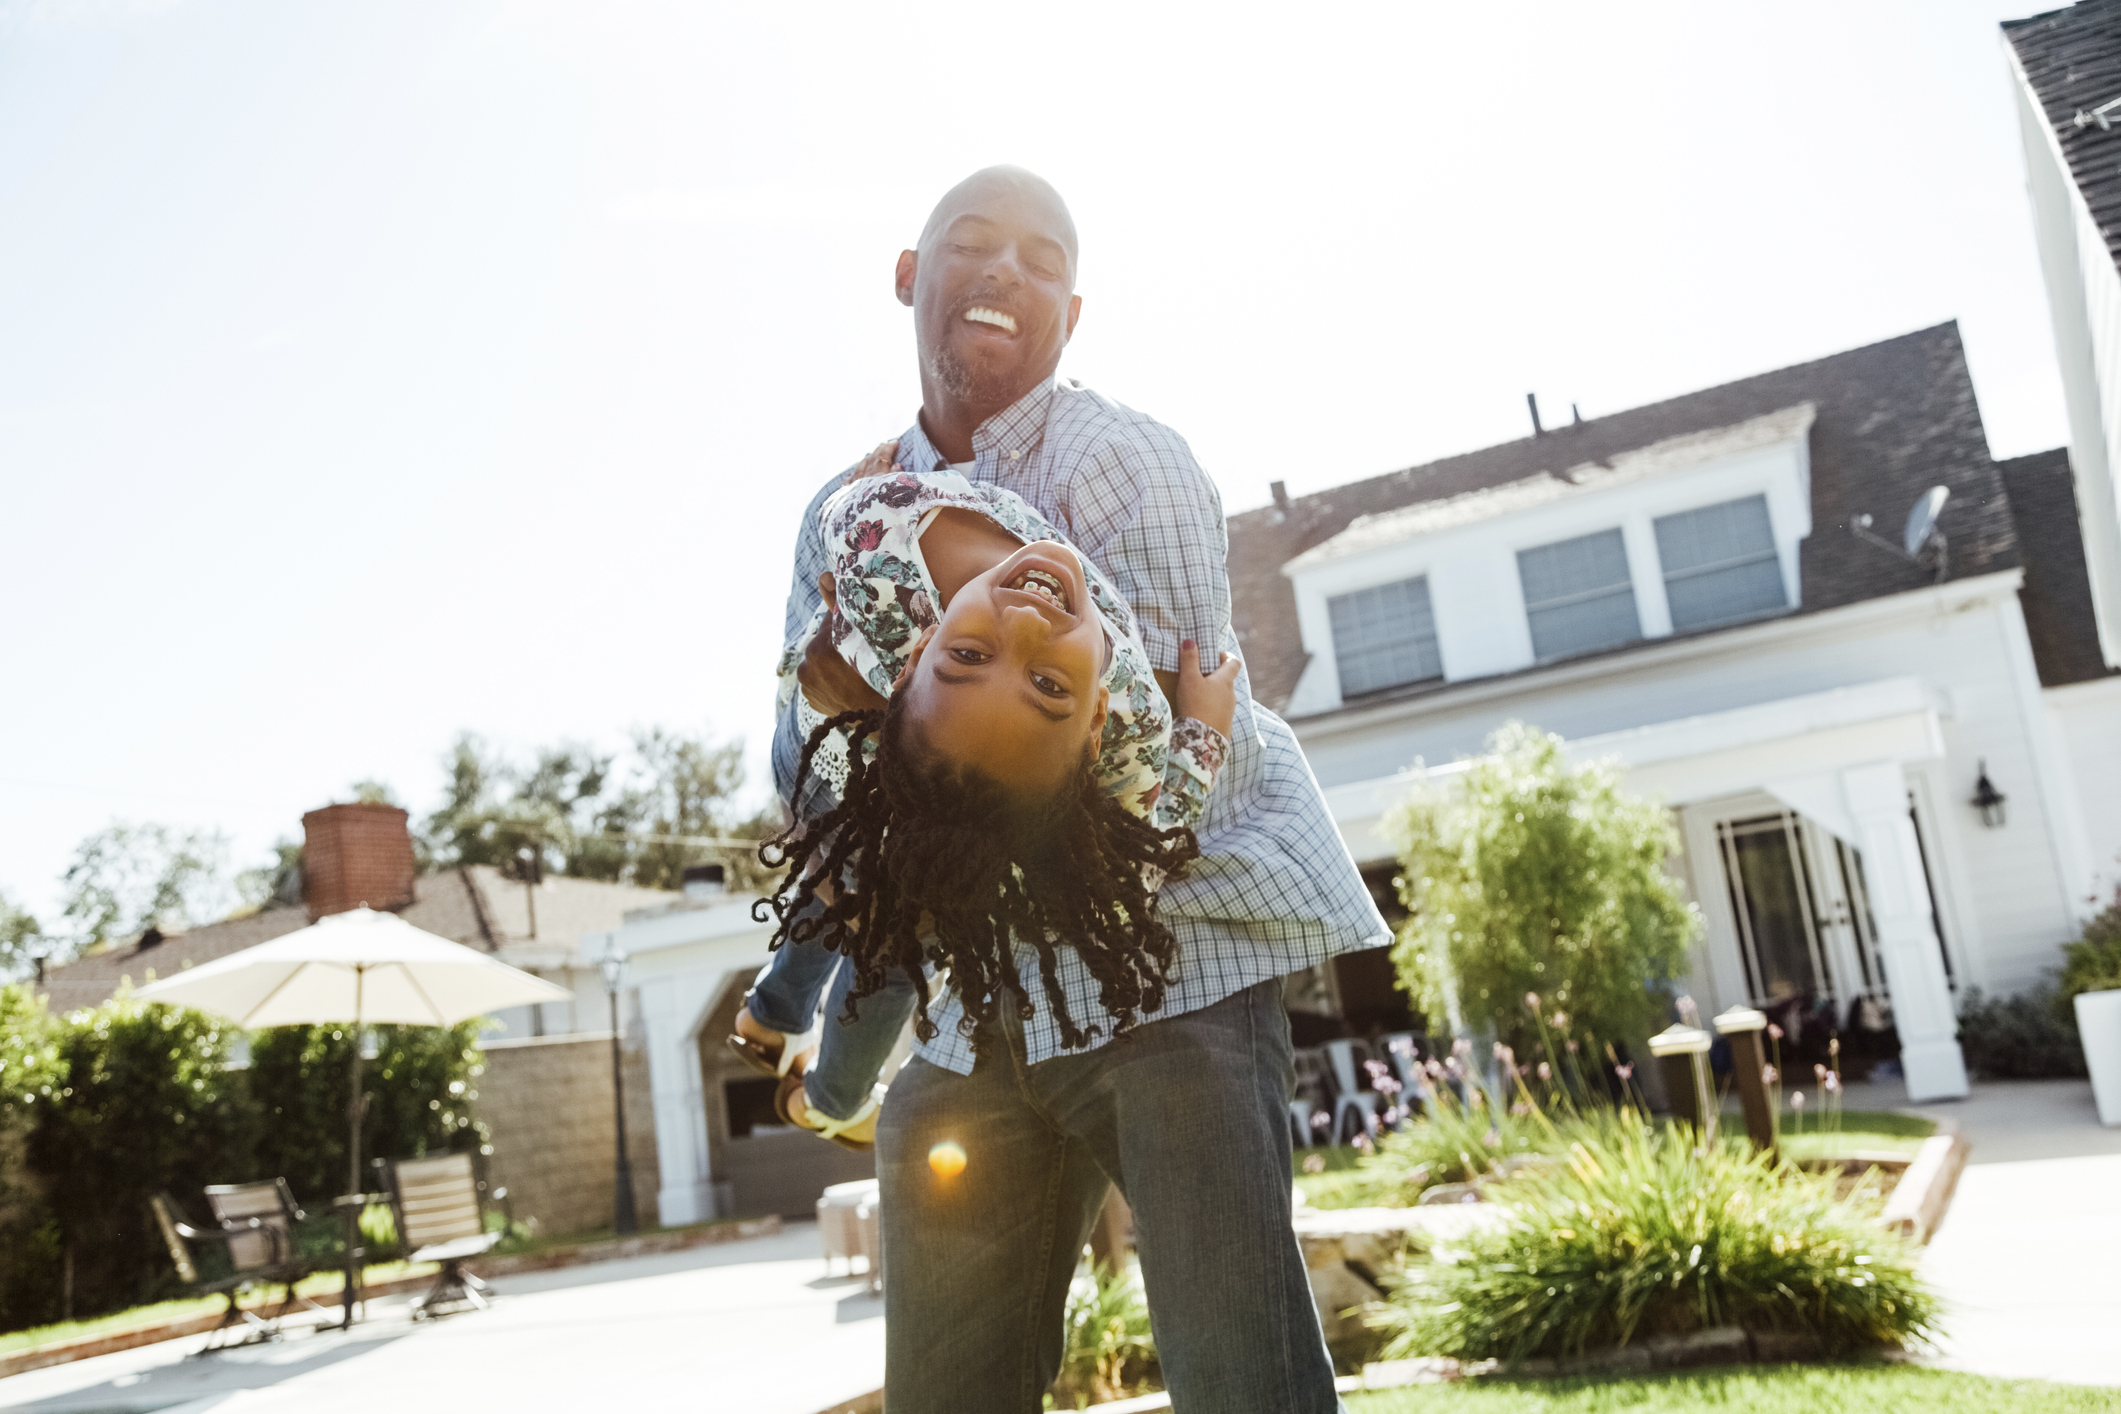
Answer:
[
  {"xmin": 0, "ymin": 987, "xmax": 67, "ymax": 1331},
  {"xmin": 23, "ymin": 989, "xmax": 256, "ymax": 1324},
  {"xmin": 248, "ymin": 1022, "xmax": 487, "ymax": 1205},
  {"xmin": 2061, "ymin": 897, "xmax": 2121, "ymax": 1001},
  {"xmin": 1386, "ymin": 725, "xmax": 1700, "ymax": 1055},
  {"xmin": 1956, "ymin": 986, "xmax": 2086, "ymax": 1080},
  {"xmin": 1372, "ymin": 1120, "xmax": 1937, "ymax": 1363},
  {"xmin": 1050, "ymin": 1264, "xmax": 1158, "ymax": 1408}
]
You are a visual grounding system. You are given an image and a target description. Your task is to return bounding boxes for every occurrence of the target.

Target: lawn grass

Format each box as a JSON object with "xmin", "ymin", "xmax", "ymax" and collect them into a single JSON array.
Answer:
[
  {"xmin": 0, "ymin": 1259, "xmax": 440, "ymax": 1357},
  {"xmin": 1345, "ymin": 1363, "xmax": 2121, "ymax": 1412}
]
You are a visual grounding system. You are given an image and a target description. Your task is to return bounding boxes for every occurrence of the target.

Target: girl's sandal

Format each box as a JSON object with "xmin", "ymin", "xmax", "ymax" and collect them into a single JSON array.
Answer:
[
  {"xmin": 726, "ymin": 1000, "xmax": 820, "ymax": 1080},
  {"xmin": 775, "ymin": 1072, "xmax": 885, "ymax": 1153}
]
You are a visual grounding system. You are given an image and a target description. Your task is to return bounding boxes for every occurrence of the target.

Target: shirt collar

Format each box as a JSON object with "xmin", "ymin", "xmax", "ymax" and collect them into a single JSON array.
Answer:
[{"xmin": 899, "ymin": 377, "xmax": 1058, "ymax": 474}]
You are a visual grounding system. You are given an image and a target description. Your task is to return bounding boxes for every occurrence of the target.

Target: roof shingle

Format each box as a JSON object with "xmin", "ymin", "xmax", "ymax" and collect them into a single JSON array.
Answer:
[
  {"xmin": 1231, "ymin": 323, "xmax": 2017, "ymax": 711},
  {"xmin": 2006, "ymin": 0, "xmax": 2121, "ymax": 280}
]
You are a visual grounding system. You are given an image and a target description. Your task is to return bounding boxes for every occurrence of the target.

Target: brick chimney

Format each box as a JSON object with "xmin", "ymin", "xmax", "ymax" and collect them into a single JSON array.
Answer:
[{"xmin": 302, "ymin": 802, "xmax": 418, "ymax": 920}]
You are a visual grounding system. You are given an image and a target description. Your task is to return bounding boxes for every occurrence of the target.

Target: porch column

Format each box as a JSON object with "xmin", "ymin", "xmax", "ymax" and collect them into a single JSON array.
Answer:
[{"xmin": 1841, "ymin": 762, "xmax": 1969, "ymax": 1101}]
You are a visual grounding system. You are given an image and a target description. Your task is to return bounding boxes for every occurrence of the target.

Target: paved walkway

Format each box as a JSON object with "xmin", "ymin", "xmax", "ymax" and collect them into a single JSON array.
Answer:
[
  {"xmin": 0, "ymin": 1223, "xmax": 882, "ymax": 1414},
  {"xmin": 1844, "ymin": 1076, "xmax": 2121, "ymax": 1387}
]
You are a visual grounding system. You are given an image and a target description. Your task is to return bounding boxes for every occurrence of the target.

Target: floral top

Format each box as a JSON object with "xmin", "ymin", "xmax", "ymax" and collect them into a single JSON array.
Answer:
[{"xmin": 776, "ymin": 467, "xmax": 1228, "ymax": 835}]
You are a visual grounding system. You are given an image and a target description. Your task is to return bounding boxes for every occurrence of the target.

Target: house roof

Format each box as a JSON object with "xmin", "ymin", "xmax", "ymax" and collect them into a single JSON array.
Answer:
[
  {"xmin": 2006, "ymin": 0, "xmax": 2121, "ymax": 280},
  {"xmin": 1999, "ymin": 446, "xmax": 2119, "ymax": 687},
  {"xmin": 35, "ymin": 865, "xmax": 675, "ymax": 1014},
  {"xmin": 1231, "ymin": 323, "xmax": 2019, "ymax": 712}
]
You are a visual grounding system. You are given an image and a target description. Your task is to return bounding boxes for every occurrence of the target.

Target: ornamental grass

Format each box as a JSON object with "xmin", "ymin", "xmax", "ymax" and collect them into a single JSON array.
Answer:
[{"xmin": 1372, "ymin": 1116, "xmax": 1937, "ymax": 1364}]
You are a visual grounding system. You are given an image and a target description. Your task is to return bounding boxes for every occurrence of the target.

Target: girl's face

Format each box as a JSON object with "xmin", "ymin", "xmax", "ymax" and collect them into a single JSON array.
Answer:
[{"xmin": 898, "ymin": 539, "xmax": 1109, "ymax": 797}]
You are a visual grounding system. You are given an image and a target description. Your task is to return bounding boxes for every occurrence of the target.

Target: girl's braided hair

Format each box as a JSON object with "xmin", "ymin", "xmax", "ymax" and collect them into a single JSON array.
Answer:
[{"xmin": 755, "ymin": 688, "xmax": 1201, "ymax": 1053}]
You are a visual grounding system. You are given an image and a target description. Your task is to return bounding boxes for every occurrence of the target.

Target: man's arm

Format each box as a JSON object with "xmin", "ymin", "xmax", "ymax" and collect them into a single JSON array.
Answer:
[{"xmin": 1065, "ymin": 425, "xmax": 1232, "ymax": 677}]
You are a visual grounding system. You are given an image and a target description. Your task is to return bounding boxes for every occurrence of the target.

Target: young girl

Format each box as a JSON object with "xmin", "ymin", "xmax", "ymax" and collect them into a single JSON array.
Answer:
[{"xmin": 731, "ymin": 443, "xmax": 1238, "ymax": 1147}]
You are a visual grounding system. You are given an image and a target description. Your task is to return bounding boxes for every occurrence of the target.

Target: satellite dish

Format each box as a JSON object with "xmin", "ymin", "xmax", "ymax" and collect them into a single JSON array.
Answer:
[{"xmin": 1903, "ymin": 486, "xmax": 1949, "ymax": 557}]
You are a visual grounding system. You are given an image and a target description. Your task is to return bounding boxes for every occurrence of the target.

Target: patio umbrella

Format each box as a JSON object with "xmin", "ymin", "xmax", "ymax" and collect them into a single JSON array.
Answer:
[{"xmin": 134, "ymin": 906, "xmax": 571, "ymax": 1199}]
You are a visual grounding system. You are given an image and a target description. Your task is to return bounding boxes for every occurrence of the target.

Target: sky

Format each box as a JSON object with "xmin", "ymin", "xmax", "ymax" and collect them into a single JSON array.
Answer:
[{"xmin": 0, "ymin": 0, "xmax": 2081, "ymax": 929}]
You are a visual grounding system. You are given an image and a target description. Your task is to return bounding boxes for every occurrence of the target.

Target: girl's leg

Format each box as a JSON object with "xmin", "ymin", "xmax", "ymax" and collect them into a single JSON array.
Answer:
[
  {"xmin": 743, "ymin": 890, "xmax": 844, "ymax": 1036},
  {"xmin": 804, "ymin": 962, "xmax": 920, "ymax": 1121}
]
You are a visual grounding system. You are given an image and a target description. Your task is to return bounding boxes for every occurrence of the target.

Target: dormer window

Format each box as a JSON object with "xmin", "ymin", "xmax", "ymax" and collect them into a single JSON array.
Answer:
[
  {"xmin": 1655, "ymin": 494, "xmax": 1787, "ymax": 630},
  {"xmin": 1518, "ymin": 529, "xmax": 1642, "ymax": 660},
  {"xmin": 1328, "ymin": 576, "xmax": 1442, "ymax": 695}
]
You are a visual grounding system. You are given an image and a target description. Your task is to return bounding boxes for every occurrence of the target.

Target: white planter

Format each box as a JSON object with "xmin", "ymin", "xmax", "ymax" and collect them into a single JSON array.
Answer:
[{"xmin": 2076, "ymin": 989, "xmax": 2121, "ymax": 1127}]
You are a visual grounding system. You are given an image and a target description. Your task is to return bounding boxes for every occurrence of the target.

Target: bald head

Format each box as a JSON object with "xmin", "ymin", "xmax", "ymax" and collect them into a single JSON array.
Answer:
[
  {"xmin": 918, "ymin": 166, "xmax": 1079, "ymax": 285},
  {"xmin": 897, "ymin": 166, "xmax": 1084, "ymax": 457}
]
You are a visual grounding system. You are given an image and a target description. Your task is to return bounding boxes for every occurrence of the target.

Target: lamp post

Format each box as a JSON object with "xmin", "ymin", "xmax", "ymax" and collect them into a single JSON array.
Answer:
[
  {"xmin": 599, "ymin": 943, "xmax": 640, "ymax": 1236},
  {"xmin": 1648, "ymin": 1023, "xmax": 1716, "ymax": 1147}
]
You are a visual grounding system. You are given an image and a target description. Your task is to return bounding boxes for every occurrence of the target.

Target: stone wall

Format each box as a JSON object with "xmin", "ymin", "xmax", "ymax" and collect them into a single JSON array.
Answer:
[{"xmin": 478, "ymin": 1032, "xmax": 659, "ymax": 1238}]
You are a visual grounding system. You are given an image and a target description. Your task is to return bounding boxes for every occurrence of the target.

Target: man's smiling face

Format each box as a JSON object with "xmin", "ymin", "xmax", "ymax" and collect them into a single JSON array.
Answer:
[{"xmin": 899, "ymin": 168, "xmax": 1081, "ymax": 421}]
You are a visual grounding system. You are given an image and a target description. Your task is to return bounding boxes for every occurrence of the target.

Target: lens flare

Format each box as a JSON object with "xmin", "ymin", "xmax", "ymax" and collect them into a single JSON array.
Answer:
[{"xmin": 928, "ymin": 1141, "xmax": 967, "ymax": 1178}]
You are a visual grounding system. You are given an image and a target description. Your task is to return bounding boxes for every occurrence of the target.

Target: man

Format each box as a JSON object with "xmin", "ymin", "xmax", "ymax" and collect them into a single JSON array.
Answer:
[{"xmin": 775, "ymin": 166, "xmax": 1389, "ymax": 1411}]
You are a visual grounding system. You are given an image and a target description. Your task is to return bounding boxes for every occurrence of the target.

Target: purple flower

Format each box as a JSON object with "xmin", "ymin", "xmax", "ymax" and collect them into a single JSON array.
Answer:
[
  {"xmin": 1551, "ymin": 1011, "xmax": 1569, "ymax": 1030},
  {"xmin": 1525, "ymin": 992, "xmax": 1542, "ymax": 1011},
  {"xmin": 1676, "ymin": 996, "xmax": 1699, "ymax": 1022},
  {"xmin": 1790, "ymin": 1091, "xmax": 1806, "ymax": 1112},
  {"xmin": 1813, "ymin": 1063, "xmax": 1829, "ymax": 1082},
  {"xmin": 1615, "ymin": 1063, "xmax": 1634, "ymax": 1081},
  {"xmin": 1823, "ymin": 1072, "xmax": 1842, "ymax": 1093},
  {"xmin": 1310, "ymin": 1112, "xmax": 1331, "ymax": 1130},
  {"xmin": 1762, "ymin": 1064, "xmax": 1779, "ymax": 1085},
  {"xmin": 1537, "ymin": 1062, "xmax": 1552, "ymax": 1081},
  {"xmin": 1768, "ymin": 1023, "xmax": 1785, "ymax": 1041}
]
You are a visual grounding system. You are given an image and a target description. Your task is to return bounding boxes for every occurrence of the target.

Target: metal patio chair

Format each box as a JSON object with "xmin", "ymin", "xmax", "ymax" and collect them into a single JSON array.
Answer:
[
  {"xmin": 149, "ymin": 1180, "xmax": 322, "ymax": 1355},
  {"xmin": 379, "ymin": 1152, "xmax": 503, "ymax": 1318}
]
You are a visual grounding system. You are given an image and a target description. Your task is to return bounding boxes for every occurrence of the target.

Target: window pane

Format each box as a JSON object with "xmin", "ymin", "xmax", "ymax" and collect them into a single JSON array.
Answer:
[
  {"xmin": 1517, "ymin": 529, "xmax": 1640, "ymax": 660},
  {"xmin": 1655, "ymin": 496, "xmax": 1786, "ymax": 631},
  {"xmin": 1329, "ymin": 576, "xmax": 1441, "ymax": 695}
]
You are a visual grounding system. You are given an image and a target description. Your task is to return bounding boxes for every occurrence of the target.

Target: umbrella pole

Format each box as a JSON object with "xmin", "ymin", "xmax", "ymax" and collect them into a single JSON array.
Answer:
[{"xmin": 341, "ymin": 967, "xmax": 366, "ymax": 1332}]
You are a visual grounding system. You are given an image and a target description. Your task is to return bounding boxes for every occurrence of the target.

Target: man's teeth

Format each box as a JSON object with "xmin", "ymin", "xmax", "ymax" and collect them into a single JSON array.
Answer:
[{"xmin": 965, "ymin": 306, "xmax": 1018, "ymax": 333}]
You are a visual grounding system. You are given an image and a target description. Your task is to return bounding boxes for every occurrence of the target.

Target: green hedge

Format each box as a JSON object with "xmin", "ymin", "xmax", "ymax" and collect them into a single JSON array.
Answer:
[{"xmin": 0, "ymin": 984, "xmax": 484, "ymax": 1333}]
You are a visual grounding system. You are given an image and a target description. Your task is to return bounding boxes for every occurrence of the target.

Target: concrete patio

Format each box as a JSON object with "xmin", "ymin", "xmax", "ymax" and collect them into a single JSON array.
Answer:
[
  {"xmin": 0, "ymin": 1222, "xmax": 882, "ymax": 1414},
  {"xmin": 1874, "ymin": 1076, "xmax": 2121, "ymax": 1387}
]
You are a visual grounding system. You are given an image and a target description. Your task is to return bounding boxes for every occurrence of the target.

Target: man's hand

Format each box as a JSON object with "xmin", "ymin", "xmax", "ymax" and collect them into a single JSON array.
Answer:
[{"xmin": 798, "ymin": 572, "xmax": 888, "ymax": 716}]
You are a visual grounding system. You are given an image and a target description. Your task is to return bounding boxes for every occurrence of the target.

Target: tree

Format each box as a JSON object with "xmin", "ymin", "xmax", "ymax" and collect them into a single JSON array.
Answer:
[
  {"xmin": 57, "ymin": 824, "xmax": 233, "ymax": 960},
  {"xmin": 1386, "ymin": 723, "xmax": 1700, "ymax": 1054},
  {"xmin": 419, "ymin": 726, "xmax": 775, "ymax": 892},
  {"xmin": 0, "ymin": 892, "xmax": 43, "ymax": 981}
]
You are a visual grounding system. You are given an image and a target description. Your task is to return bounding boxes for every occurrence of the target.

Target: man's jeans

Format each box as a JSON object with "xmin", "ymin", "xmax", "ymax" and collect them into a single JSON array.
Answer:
[
  {"xmin": 877, "ymin": 980, "xmax": 1343, "ymax": 1413},
  {"xmin": 746, "ymin": 932, "xmax": 916, "ymax": 1122}
]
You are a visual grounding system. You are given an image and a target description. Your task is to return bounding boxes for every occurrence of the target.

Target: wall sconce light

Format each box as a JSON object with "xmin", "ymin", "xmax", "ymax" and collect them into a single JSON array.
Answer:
[{"xmin": 1970, "ymin": 761, "xmax": 2007, "ymax": 829}]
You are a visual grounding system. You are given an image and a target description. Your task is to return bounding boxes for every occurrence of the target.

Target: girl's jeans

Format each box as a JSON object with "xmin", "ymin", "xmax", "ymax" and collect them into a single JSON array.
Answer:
[{"xmin": 746, "ymin": 922, "xmax": 917, "ymax": 1122}]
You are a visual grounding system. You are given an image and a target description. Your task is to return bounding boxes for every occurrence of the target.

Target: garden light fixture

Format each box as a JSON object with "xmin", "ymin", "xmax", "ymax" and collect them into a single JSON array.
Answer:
[
  {"xmin": 1648, "ymin": 1023, "xmax": 1716, "ymax": 1146},
  {"xmin": 1713, "ymin": 1007, "xmax": 1776, "ymax": 1154}
]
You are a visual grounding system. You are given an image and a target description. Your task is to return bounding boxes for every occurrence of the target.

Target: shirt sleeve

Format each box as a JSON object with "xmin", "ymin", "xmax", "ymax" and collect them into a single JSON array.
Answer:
[
  {"xmin": 1061, "ymin": 429, "xmax": 1231, "ymax": 675},
  {"xmin": 1152, "ymin": 717, "xmax": 1231, "ymax": 832}
]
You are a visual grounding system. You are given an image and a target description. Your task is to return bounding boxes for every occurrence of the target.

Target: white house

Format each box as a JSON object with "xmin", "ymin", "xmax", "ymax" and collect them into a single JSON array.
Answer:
[
  {"xmin": 1233, "ymin": 322, "xmax": 2120, "ymax": 1104},
  {"xmin": 2006, "ymin": 0, "xmax": 2121, "ymax": 672}
]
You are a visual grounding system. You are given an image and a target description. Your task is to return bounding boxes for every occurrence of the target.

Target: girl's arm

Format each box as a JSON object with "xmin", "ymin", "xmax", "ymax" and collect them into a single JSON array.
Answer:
[{"xmin": 1153, "ymin": 638, "xmax": 1238, "ymax": 831}]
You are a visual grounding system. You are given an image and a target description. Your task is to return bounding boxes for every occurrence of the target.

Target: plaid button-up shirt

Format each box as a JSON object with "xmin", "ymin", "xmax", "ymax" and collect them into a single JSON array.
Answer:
[{"xmin": 772, "ymin": 377, "xmax": 1390, "ymax": 1073}]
